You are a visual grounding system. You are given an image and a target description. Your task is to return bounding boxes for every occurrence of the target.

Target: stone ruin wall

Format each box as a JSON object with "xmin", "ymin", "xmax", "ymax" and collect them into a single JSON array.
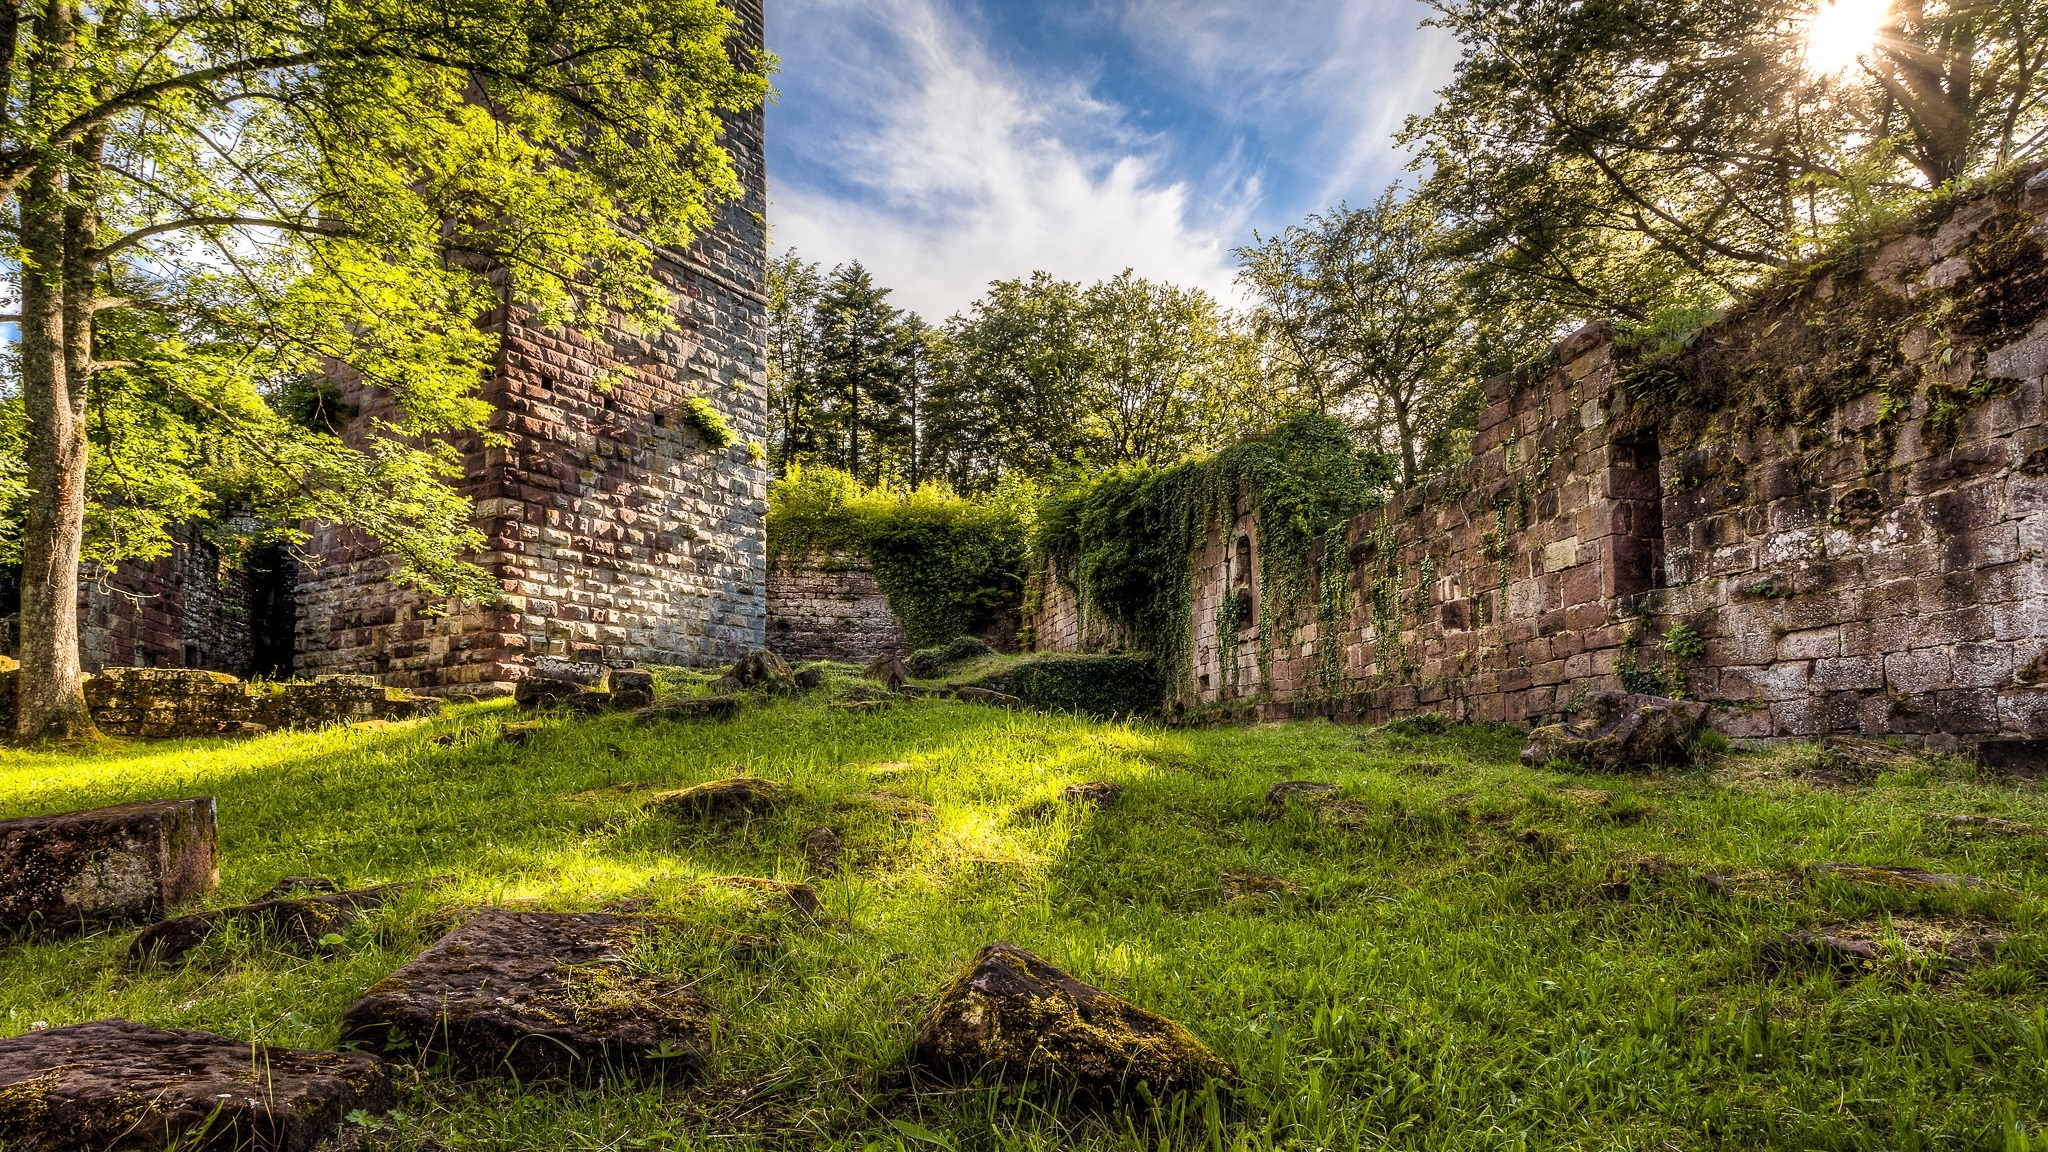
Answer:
[
  {"xmin": 78, "ymin": 537, "xmax": 253, "ymax": 675},
  {"xmin": 286, "ymin": 0, "xmax": 771, "ymax": 694},
  {"xmin": 764, "ymin": 552, "xmax": 909, "ymax": 662},
  {"xmin": 58, "ymin": 0, "xmax": 769, "ymax": 695},
  {"xmin": 1176, "ymin": 323, "xmax": 1658, "ymax": 729},
  {"xmin": 1034, "ymin": 169, "xmax": 2048, "ymax": 755}
]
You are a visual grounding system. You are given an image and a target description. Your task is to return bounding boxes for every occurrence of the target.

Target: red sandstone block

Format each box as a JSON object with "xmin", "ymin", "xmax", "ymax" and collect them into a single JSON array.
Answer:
[{"xmin": 0, "ymin": 799, "xmax": 218, "ymax": 937}]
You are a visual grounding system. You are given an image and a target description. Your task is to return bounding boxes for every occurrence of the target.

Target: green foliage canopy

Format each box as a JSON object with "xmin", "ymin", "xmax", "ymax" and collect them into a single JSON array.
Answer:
[
  {"xmin": 766, "ymin": 465, "xmax": 1035, "ymax": 648},
  {"xmin": 1404, "ymin": 0, "xmax": 2048, "ymax": 322}
]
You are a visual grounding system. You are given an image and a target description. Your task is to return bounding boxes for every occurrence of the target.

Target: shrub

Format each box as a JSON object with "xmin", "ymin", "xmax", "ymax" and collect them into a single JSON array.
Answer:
[
  {"xmin": 907, "ymin": 635, "xmax": 996, "ymax": 678},
  {"xmin": 967, "ymin": 654, "xmax": 1159, "ymax": 718},
  {"xmin": 682, "ymin": 396, "xmax": 735, "ymax": 449},
  {"xmin": 767, "ymin": 466, "xmax": 1035, "ymax": 648}
]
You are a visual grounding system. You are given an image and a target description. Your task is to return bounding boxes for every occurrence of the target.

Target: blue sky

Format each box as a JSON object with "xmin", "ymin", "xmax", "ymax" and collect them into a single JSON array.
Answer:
[{"xmin": 765, "ymin": 0, "xmax": 1460, "ymax": 319}]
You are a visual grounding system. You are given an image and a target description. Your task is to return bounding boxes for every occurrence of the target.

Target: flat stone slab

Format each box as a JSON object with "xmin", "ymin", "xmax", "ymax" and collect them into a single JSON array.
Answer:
[
  {"xmin": 0, "ymin": 1019, "xmax": 386, "ymax": 1151},
  {"xmin": 1062, "ymin": 782, "xmax": 1124, "ymax": 808},
  {"xmin": 0, "ymin": 798, "xmax": 218, "ymax": 938},
  {"xmin": 914, "ymin": 941, "xmax": 1234, "ymax": 1097},
  {"xmin": 130, "ymin": 884, "xmax": 402, "ymax": 965},
  {"xmin": 340, "ymin": 910, "xmax": 713, "ymax": 1081},
  {"xmin": 1266, "ymin": 781, "xmax": 1338, "ymax": 808},
  {"xmin": 632, "ymin": 695, "xmax": 739, "ymax": 723},
  {"xmin": 1808, "ymin": 863, "xmax": 1991, "ymax": 891}
]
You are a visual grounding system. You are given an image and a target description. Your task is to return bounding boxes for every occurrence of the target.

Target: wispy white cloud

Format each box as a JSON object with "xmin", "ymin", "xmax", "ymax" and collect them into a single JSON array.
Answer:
[
  {"xmin": 768, "ymin": 0, "xmax": 1248, "ymax": 320},
  {"xmin": 1115, "ymin": 0, "xmax": 1462, "ymax": 210}
]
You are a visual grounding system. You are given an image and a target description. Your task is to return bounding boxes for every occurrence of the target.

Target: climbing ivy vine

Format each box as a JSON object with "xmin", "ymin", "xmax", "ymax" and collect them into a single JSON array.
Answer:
[{"xmin": 1034, "ymin": 414, "xmax": 1393, "ymax": 706}]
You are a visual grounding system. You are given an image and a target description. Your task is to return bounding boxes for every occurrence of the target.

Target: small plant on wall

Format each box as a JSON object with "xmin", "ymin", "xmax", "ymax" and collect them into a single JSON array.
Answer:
[
  {"xmin": 682, "ymin": 396, "xmax": 736, "ymax": 449},
  {"xmin": 1616, "ymin": 621, "xmax": 1707, "ymax": 698},
  {"xmin": 1217, "ymin": 588, "xmax": 1252, "ymax": 636}
]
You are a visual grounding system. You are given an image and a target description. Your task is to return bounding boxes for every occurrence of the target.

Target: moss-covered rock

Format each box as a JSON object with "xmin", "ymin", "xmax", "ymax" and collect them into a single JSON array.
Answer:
[
  {"xmin": 715, "ymin": 649, "xmax": 798, "ymax": 694},
  {"xmin": 913, "ymin": 942, "xmax": 1234, "ymax": 1098},
  {"xmin": 1519, "ymin": 691, "xmax": 1707, "ymax": 771},
  {"xmin": 339, "ymin": 910, "xmax": 713, "ymax": 1082},
  {"xmin": 649, "ymin": 777, "xmax": 791, "ymax": 819}
]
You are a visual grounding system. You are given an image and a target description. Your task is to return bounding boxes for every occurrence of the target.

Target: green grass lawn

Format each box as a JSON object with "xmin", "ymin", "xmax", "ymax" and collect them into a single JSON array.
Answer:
[{"xmin": 4, "ymin": 679, "xmax": 2048, "ymax": 1151}]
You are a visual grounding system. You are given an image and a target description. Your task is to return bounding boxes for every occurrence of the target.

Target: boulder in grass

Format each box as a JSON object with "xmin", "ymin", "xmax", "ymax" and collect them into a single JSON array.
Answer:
[
  {"xmin": 864, "ymin": 652, "xmax": 909, "ymax": 692},
  {"xmin": 0, "ymin": 798, "xmax": 218, "ymax": 939},
  {"xmin": 130, "ymin": 883, "xmax": 404, "ymax": 966},
  {"xmin": 515, "ymin": 657, "xmax": 610, "ymax": 707},
  {"xmin": 914, "ymin": 942, "xmax": 1234, "ymax": 1098},
  {"xmin": 340, "ymin": 909, "xmax": 714, "ymax": 1081},
  {"xmin": 803, "ymin": 826, "xmax": 843, "ymax": 877},
  {"xmin": 649, "ymin": 777, "xmax": 791, "ymax": 820},
  {"xmin": 0, "ymin": 1019, "xmax": 387, "ymax": 1152},
  {"xmin": 1519, "ymin": 691, "xmax": 1708, "ymax": 771},
  {"xmin": 609, "ymin": 669, "xmax": 657, "ymax": 711},
  {"xmin": 715, "ymin": 649, "xmax": 798, "ymax": 695}
]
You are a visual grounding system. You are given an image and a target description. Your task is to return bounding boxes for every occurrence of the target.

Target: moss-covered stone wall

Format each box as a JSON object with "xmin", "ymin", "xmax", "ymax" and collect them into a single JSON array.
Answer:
[{"xmin": 1140, "ymin": 164, "xmax": 2048, "ymax": 752}]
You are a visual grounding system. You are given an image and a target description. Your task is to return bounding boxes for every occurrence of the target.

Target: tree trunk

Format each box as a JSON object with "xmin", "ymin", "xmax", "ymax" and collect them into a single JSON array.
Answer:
[
  {"xmin": 1393, "ymin": 392, "xmax": 1418, "ymax": 487},
  {"xmin": 15, "ymin": 155, "xmax": 93, "ymax": 741}
]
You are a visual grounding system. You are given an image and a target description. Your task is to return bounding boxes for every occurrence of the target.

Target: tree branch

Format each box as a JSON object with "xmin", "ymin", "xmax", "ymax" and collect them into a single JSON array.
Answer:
[{"xmin": 93, "ymin": 215, "xmax": 337, "ymax": 260}]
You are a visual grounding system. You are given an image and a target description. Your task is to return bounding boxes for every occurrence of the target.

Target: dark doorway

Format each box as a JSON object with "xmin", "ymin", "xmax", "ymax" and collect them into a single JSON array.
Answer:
[{"xmin": 246, "ymin": 546, "xmax": 296, "ymax": 680}]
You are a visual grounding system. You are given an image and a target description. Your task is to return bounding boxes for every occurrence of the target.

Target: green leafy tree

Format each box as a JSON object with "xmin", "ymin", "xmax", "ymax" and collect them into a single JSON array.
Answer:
[
  {"xmin": 0, "ymin": 0, "xmax": 767, "ymax": 738},
  {"xmin": 1076, "ymin": 271, "xmax": 1252, "ymax": 469},
  {"xmin": 1404, "ymin": 0, "xmax": 2048, "ymax": 321},
  {"xmin": 931, "ymin": 272, "xmax": 1094, "ymax": 488},
  {"xmin": 1238, "ymin": 189, "xmax": 1556, "ymax": 485},
  {"xmin": 766, "ymin": 249, "xmax": 826, "ymax": 472},
  {"xmin": 814, "ymin": 261, "xmax": 916, "ymax": 485}
]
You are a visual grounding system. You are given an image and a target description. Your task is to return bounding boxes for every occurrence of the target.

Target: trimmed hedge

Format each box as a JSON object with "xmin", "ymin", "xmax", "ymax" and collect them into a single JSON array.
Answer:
[{"xmin": 966, "ymin": 654, "xmax": 1159, "ymax": 718}]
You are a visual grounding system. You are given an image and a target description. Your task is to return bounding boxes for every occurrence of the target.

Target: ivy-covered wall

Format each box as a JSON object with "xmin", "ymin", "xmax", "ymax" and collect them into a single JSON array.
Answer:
[
  {"xmin": 1036, "ymin": 165, "xmax": 2048, "ymax": 754},
  {"xmin": 1204, "ymin": 323, "xmax": 1660, "ymax": 728}
]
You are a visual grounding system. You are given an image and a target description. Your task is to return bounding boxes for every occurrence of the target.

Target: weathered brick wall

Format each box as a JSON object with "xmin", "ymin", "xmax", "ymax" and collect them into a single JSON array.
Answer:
[
  {"xmin": 1023, "ymin": 558, "xmax": 1134, "ymax": 655},
  {"xmin": 1643, "ymin": 172, "xmax": 2048, "ymax": 754},
  {"xmin": 76, "ymin": 532, "xmax": 255, "ymax": 676},
  {"xmin": 765, "ymin": 552, "xmax": 909, "ymax": 661},
  {"xmin": 1192, "ymin": 323, "xmax": 1657, "ymax": 727},
  {"xmin": 1039, "ymin": 168, "xmax": 2048, "ymax": 752},
  {"xmin": 294, "ymin": 0, "xmax": 770, "ymax": 694}
]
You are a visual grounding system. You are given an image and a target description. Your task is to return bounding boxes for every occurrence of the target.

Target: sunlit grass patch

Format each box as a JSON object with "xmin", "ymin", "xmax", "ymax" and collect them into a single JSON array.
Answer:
[{"xmin": 2, "ymin": 691, "xmax": 2046, "ymax": 1148}]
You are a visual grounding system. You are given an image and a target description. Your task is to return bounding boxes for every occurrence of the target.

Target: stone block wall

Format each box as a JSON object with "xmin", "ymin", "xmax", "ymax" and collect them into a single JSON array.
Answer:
[
  {"xmin": 1032, "ymin": 167, "xmax": 2048, "ymax": 751},
  {"xmin": 293, "ymin": 0, "xmax": 770, "ymax": 694},
  {"xmin": 1022, "ymin": 559, "xmax": 1134, "ymax": 655},
  {"xmin": 766, "ymin": 552, "xmax": 909, "ymax": 662},
  {"xmin": 1193, "ymin": 323, "xmax": 1658, "ymax": 727},
  {"xmin": 1640, "ymin": 171, "xmax": 2048, "ymax": 753},
  {"xmin": 76, "ymin": 532, "xmax": 255, "ymax": 676}
]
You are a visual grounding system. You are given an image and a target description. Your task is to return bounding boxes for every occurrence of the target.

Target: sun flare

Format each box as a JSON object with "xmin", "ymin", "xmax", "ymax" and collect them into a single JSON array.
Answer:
[{"xmin": 1802, "ymin": 0, "xmax": 1890, "ymax": 76}]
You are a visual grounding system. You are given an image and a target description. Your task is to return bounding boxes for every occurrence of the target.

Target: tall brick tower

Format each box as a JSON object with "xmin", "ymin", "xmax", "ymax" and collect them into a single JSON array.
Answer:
[{"xmin": 293, "ymin": 0, "xmax": 770, "ymax": 694}]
